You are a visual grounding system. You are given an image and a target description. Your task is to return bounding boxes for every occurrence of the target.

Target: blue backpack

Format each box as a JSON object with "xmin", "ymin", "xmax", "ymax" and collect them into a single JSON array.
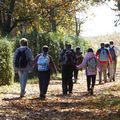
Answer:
[
  {"xmin": 87, "ymin": 57, "xmax": 97, "ymax": 71},
  {"xmin": 99, "ymin": 49, "xmax": 108, "ymax": 61},
  {"xmin": 37, "ymin": 53, "xmax": 50, "ymax": 71}
]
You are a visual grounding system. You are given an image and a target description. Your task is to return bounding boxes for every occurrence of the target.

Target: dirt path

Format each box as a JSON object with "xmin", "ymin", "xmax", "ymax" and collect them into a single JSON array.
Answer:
[{"xmin": 0, "ymin": 70, "xmax": 120, "ymax": 120}]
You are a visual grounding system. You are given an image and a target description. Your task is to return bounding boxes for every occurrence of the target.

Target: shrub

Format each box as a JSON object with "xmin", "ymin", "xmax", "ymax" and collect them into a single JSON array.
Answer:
[{"xmin": 0, "ymin": 39, "xmax": 14, "ymax": 85}]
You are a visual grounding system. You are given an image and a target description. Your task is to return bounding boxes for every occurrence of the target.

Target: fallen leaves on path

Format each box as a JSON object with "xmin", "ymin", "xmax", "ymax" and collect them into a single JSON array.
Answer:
[{"xmin": 1, "ymin": 74, "xmax": 120, "ymax": 120}]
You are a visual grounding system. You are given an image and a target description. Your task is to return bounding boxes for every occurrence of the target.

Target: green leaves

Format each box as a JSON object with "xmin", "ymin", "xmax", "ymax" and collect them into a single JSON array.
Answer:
[{"xmin": 0, "ymin": 38, "xmax": 14, "ymax": 85}]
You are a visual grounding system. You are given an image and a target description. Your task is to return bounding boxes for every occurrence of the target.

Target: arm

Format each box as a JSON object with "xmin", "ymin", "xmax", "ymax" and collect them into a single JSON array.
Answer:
[
  {"xmin": 108, "ymin": 51, "xmax": 112, "ymax": 63},
  {"xmin": 49, "ymin": 55, "xmax": 57, "ymax": 74},
  {"xmin": 33, "ymin": 54, "xmax": 40, "ymax": 66},
  {"xmin": 95, "ymin": 50, "xmax": 100, "ymax": 59},
  {"xmin": 76, "ymin": 56, "xmax": 87, "ymax": 69},
  {"xmin": 26, "ymin": 48, "xmax": 33, "ymax": 61},
  {"xmin": 13, "ymin": 48, "xmax": 19, "ymax": 66},
  {"xmin": 114, "ymin": 46, "xmax": 120, "ymax": 56}
]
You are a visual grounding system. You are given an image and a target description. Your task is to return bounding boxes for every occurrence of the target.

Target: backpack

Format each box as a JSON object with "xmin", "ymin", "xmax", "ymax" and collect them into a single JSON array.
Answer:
[
  {"xmin": 37, "ymin": 53, "xmax": 50, "ymax": 71},
  {"xmin": 99, "ymin": 49, "xmax": 108, "ymax": 61},
  {"xmin": 15, "ymin": 48, "xmax": 28, "ymax": 68},
  {"xmin": 109, "ymin": 46, "xmax": 116, "ymax": 60},
  {"xmin": 76, "ymin": 54, "xmax": 83, "ymax": 65},
  {"xmin": 64, "ymin": 49, "xmax": 75, "ymax": 65},
  {"xmin": 87, "ymin": 57, "xmax": 97, "ymax": 71}
]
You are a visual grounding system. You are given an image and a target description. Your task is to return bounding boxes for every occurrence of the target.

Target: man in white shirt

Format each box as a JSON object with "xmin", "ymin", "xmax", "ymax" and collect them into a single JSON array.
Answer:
[{"xmin": 109, "ymin": 41, "xmax": 120, "ymax": 81}]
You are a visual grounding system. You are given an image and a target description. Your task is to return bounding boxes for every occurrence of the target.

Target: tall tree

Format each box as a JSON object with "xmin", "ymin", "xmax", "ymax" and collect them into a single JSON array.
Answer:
[
  {"xmin": 39, "ymin": 0, "xmax": 87, "ymax": 33},
  {"xmin": 0, "ymin": 0, "xmax": 90, "ymax": 36},
  {"xmin": 0, "ymin": 0, "xmax": 38, "ymax": 36}
]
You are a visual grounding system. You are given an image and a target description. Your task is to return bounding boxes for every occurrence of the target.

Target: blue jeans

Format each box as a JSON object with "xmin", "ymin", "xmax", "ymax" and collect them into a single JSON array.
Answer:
[
  {"xmin": 18, "ymin": 70, "xmax": 28, "ymax": 95},
  {"xmin": 38, "ymin": 71, "xmax": 50, "ymax": 96}
]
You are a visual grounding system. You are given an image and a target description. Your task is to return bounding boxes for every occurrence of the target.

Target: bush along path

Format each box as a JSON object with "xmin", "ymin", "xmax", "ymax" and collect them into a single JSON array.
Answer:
[{"xmin": 1, "ymin": 70, "xmax": 120, "ymax": 120}]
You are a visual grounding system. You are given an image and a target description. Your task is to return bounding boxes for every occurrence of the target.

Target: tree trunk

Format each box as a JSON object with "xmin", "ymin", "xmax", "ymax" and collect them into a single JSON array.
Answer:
[
  {"xmin": 49, "ymin": 10, "xmax": 57, "ymax": 32},
  {"xmin": 0, "ymin": 0, "xmax": 16, "ymax": 36}
]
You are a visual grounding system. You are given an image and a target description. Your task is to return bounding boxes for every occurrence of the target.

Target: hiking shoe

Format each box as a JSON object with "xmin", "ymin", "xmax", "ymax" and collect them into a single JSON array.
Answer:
[
  {"xmin": 109, "ymin": 78, "xmax": 112, "ymax": 82},
  {"xmin": 69, "ymin": 91, "xmax": 72, "ymax": 95},
  {"xmin": 113, "ymin": 78, "xmax": 115, "ymax": 81},
  {"xmin": 99, "ymin": 81, "xmax": 102, "ymax": 84},
  {"xmin": 63, "ymin": 93, "xmax": 67, "ymax": 96},
  {"xmin": 90, "ymin": 88, "xmax": 93, "ymax": 95},
  {"xmin": 20, "ymin": 91, "xmax": 26, "ymax": 98},
  {"xmin": 40, "ymin": 94, "xmax": 46, "ymax": 100},
  {"xmin": 73, "ymin": 79, "xmax": 77, "ymax": 83},
  {"xmin": 104, "ymin": 80, "xmax": 107, "ymax": 83}
]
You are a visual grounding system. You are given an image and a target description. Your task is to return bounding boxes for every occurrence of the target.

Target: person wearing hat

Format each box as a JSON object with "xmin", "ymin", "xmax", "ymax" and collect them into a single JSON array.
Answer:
[
  {"xmin": 34, "ymin": 45, "xmax": 57, "ymax": 100},
  {"xmin": 13, "ymin": 38, "xmax": 33, "ymax": 98}
]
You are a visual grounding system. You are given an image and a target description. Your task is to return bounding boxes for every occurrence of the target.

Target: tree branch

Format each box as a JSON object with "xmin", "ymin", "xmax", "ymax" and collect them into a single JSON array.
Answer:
[{"xmin": 10, "ymin": 16, "xmax": 34, "ymax": 31}]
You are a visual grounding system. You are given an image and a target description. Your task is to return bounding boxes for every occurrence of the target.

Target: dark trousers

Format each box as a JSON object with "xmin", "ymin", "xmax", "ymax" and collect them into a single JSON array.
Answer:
[
  {"xmin": 62, "ymin": 65, "xmax": 73, "ymax": 94},
  {"xmin": 86, "ymin": 75, "xmax": 96, "ymax": 91},
  {"xmin": 74, "ymin": 68, "xmax": 79, "ymax": 79},
  {"xmin": 38, "ymin": 71, "xmax": 50, "ymax": 96}
]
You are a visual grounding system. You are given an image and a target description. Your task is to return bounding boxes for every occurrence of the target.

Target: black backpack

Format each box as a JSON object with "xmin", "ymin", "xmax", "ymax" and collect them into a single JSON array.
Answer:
[
  {"xmin": 64, "ymin": 49, "xmax": 75, "ymax": 65},
  {"xmin": 15, "ymin": 48, "xmax": 28, "ymax": 68}
]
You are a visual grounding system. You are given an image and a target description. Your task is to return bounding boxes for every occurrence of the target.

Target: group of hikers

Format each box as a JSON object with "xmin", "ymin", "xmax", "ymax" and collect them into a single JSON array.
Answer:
[{"xmin": 13, "ymin": 38, "xmax": 120, "ymax": 100}]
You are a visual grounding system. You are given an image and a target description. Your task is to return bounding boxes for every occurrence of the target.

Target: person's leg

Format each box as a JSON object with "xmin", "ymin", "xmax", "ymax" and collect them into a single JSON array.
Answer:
[
  {"xmin": 91, "ymin": 75, "xmax": 96, "ymax": 95},
  {"xmin": 68, "ymin": 75, "xmax": 73, "ymax": 94},
  {"xmin": 87, "ymin": 75, "xmax": 91, "ymax": 92},
  {"xmin": 42, "ymin": 71, "xmax": 50, "ymax": 95},
  {"xmin": 91, "ymin": 75, "xmax": 96, "ymax": 88},
  {"xmin": 99, "ymin": 64, "xmax": 102, "ymax": 84},
  {"xmin": 18, "ymin": 70, "xmax": 28, "ymax": 97},
  {"xmin": 67, "ymin": 66, "xmax": 74, "ymax": 94},
  {"xmin": 38, "ymin": 71, "xmax": 50, "ymax": 99},
  {"xmin": 74, "ymin": 68, "xmax": 78, "ymax": 83},
  {"xmin": 113, "ymin": 60, "xmax": 117, "ymax": 81},
  {"xmin": 107, "ymin": 62, "xmax": 110, "ymax": 79},
  {"xmin": 109, "ymin": 63, "xmax": 113, "ymax": 82},
  {"xmin": 62, "ymin": 66, "xmax": 68, "ymax": 95},
  {"xmin": 103, "ymin": 64, "xmax": 108, "ymax": 83}
]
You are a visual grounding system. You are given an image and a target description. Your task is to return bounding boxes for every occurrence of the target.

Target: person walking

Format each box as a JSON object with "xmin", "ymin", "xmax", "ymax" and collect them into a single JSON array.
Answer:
[
  {"xmin": 109, "ymin": 41, "xmax": 120, "ymax": 81},
  {"xmin": 59, "ymin": 43, "xmax": 76, "ymax": 95},
  {"xmin": 105, "ymin": 43, "xmax": 111, "ymax": 81},
  {"xmin": 96, "ymin": 43, "xmax": 112, "ymax": 84},
  {"xmin": 34, "ymin": 45, "xmax": 57, "ymax": 100},
  {"xmin": 73, "ymin": 47, "xmax": 83, "ymax": 83},
  {"xmin": 76, "ymin": 48, "xmax": 98, "ymax": 95},
  {"xmin": 13, "ymin": 38, "xmax": 33, "ymax": 98}
]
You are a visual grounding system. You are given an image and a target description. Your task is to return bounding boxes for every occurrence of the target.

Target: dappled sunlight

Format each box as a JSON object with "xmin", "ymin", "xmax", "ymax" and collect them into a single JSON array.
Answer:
[{"xmin": 1, "ymin": 71, "xmax": 120, "ymax": 119}]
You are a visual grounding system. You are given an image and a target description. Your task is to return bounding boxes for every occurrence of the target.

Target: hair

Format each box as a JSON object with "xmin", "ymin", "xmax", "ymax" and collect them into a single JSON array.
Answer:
[
  {"xmin": 65, "ymin": 43, "xmax": 71, "ymax": 47},
  {"xmin": 109, "ymin": 41, "xmax": 113, "ymax": 45},
  {"xmin": 20, "ymin": 38, "xmax": 28, "ymax": 46},
  {"xmin": 42, "ymin": 45, "xmax": 49, "ymax": 52},
  {"xmin": 105, "ymin": 43, "xmax": 110, "ymax": 48},
  {"xmin": 76, "ymin": 47, "xmax": 80, "ymax": 51},
  {"xmin": 100, "ymin": 43, "xmax": 104, "ymax": 47},
  {"xmin": 87, "ymin": 48, "xmax": 93, "ymax": 53}
]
